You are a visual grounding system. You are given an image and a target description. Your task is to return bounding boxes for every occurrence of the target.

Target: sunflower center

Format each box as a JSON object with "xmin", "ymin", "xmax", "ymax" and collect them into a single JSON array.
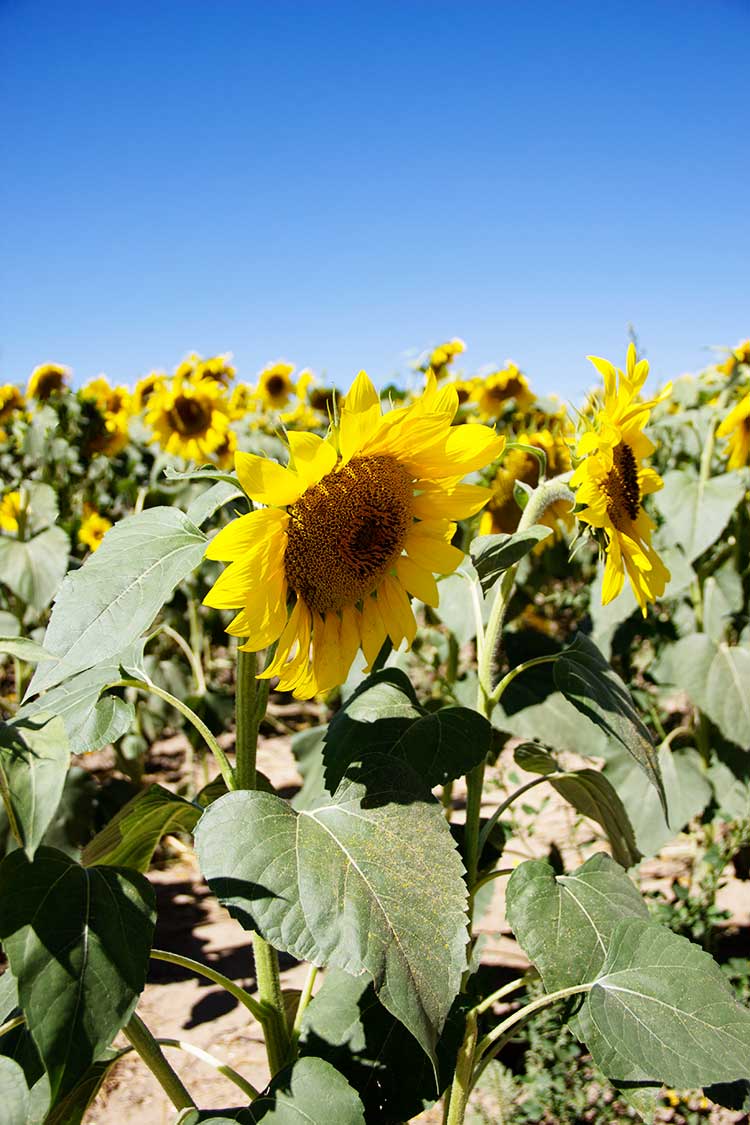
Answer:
[
  {"xmin": 604, "ymin": 442, "xmax": 640, "ymax": 525},
  {"xmin": 265, "ymin": 375, "xmax": 288, "ymax": 399},
  {"xmin": 284, "ymin": 455, "xmax": 414, "ymax": 614},
  {"xmin": 169, "ymin": 395, "xmax": 210, "ymax": 436}
]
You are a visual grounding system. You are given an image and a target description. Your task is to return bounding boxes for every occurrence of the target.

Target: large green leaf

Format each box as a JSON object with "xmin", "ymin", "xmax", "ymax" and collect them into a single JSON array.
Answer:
[
  {"xmin": 0, "ymin": 716, "xmax": 69, "ymax": 857},
  {"xmin": 187, "ymin": 480, "xmax": 247, "ymax": 528},
  {"xmin": 0, "ymin": 527, "xmax": 70, "ymax": 612},
  {"xmin": 470, "ymin": 526, "xmax": 552, "ymax": 595},
  {"xmin": 299, "ymin": 969, "xmax": 465, "ymax": 1123},
  {"xmin": 390, "ymin": 708, "xmax": 491, "ymax": 787},
  {"xmin": 506, "ymin": 854, "xmax": 649, "ymax": 994},
  {"xmin": 322, "ymin": 670, "xmax": 424, "ymax": 792},
  {"xmin": 195, "ymin": 757, "xmax": 468, "ymax": 1065},
  {"xmin": 82, "ymin": 783, "xmax": 200, "ymax": 871},
  {"xmin": 554, "ymin": 634, "xmax": 666, "ymax": 814},
  {"xmin": 0, "ymin": 846, "xmax": 156, "ymax": 1101},
  {"xmin": 28, "ymin": 507, "xmax": 207, "ymax": 695},
  {"xmin": 581, "ymin": 918, "xmax": 750, "ymax": 1087},
  {"xmin": 655, "ymin": 468, "xmax": 746, "ymax": 562},
  {"xmin": 19, "ymin": 656, "xmax": 140, "ymax": 754},
  {"xmin": 602, "ymin": 745, "xmax": 712, "ymax": 857},
  {"xmin": 550, "ymin": 771, "xmax": 641, "ymax": 868},
  {"xmin": 247, "ymin": 1056, "xmax": 365, "ymax": 1123},
  {"xmin": 0, "ymin": 1057, "xmax": 29, "ymax": 1125},
  {"xmin": 654, "ymin": 634, "xmax": 750, "ymax": 748}
]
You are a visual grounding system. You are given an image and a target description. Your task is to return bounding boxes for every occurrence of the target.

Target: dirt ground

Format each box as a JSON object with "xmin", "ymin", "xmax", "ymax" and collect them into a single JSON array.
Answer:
[{"xmin": 81, "ymin": 728, "xmax": 750, "ymax": 1125}]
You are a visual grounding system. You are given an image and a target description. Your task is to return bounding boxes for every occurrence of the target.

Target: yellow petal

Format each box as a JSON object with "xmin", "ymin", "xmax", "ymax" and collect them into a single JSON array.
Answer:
[
  {"xmin": 257, "ymin": 599, "xmax": 303, "ymax": 680},
  {"xmin": 412, "ymin": 482, "xmax": 493, "ymax": 521},
  {"xmin": 378, "ymin": 575, "xmax": 417, "ymax": 648},
  {"xmin": 205, "ymin": 508, "xmax": 288, "ymax": 561},
  {"xmin": 396, "ymin": 555, "xmax": 439, "ymax": 607},
  {"xmin": 405, "ymin": 530, "xmax": 464, "ymax": 575},
  {"xmin": 360, "ymin": 594, "xmax": 387, "ymax": 670},
  {"xmin": 345, "ymin": 370, "xmax": 380, "ymax": 412},
  {"xmin": 287, "ymin": 431, "xmax": 337, "ymax": 488},
  {"xmin": 235, "ymin": 452, "xmax": 304, "ymax": 506}
]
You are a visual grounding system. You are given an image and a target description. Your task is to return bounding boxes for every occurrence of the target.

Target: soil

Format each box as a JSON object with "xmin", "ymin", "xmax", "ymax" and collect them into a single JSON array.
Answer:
[{"xmin": 79, "ymin": 724, "xmax": 749, "ymax": 1125}]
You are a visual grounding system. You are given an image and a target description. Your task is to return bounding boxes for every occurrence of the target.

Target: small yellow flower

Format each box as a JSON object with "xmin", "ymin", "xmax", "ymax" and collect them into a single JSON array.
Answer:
[
  {"xmin": 78, "ymin": 508, "xmax": 112, "ymax": 552},
  {"xmin": 429, "ymin": 338, "xmax": 465, "ymax": 371},
  {"xmin": 27, "ymin": 363, "xmax": 70, "ymax": 400},
  {"xmin": 0, "ymin": 384, "xmax": 24, "ymax": 424},
  {"xmin": 716, "ymin": 392, "xmax": 750, "ymax": 470},
  {"xmin": 571, "ymin": 345, "xmax": 671, "ymax": 614},
  {"xmin": 0, "ymin": 491, "xmax": 22, "ymax": 535},
  {"xmin": 472, "ymin": 364, "xmax": 534, "ymax": 418},
  {"xmin": 255, "ymin": 362, "xmax": 296, "ymax": 410},
  {"xmin": 132, "ymin": 371, "xmax": 166, "ymax": 413},
  {"xmin": 145, "ymin": 373, "xmax": 231, "ymax": 461},
  {"xmin": 718, "ymin": 338, "xmax": 750, "ymax": 376},
  {"xmin": 80, "ymin": 377, "xmax": 131, "ymax": 456},
  {"xmin": 193, "ymin": 354, "xmax": 236, "ymax": 387},
  {"xmin": 204, "ymin": 370, "xmax": 504, "ymax": 699}
]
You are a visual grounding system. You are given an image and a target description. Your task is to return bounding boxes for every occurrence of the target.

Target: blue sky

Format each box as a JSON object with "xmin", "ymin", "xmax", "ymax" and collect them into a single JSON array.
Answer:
[{"xmin": 1, "ymin": 0, "xmax": 748, "ymax": 400}]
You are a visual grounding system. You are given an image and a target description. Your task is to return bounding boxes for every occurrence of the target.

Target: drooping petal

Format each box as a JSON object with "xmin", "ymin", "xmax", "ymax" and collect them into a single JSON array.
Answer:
[{"xmin": 396, "ymin": 555, "xmax": 439, "ymax": 606}]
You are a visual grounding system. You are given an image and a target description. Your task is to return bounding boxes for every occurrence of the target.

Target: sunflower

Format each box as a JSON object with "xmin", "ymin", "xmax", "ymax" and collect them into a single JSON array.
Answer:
[
  {"xmin": 132, "ymin": 371, "xmax": 166, "ymax": 413},
  {"xmin": 145, "ymin": 373, "xmax": 231, "ymax": 461},
  {"xmin": 80, "ymin": 377, "xmax": 131, "ymax": 456},
  {"xmin": 228, "ymin": 383, "xmax": 254, "ymax": 420},
  {"xmin": 472, "ymin": 364, "xmax": 534, "ymax": 418},
  {"xmin": 0, "ymin": 491, "xmax": 22, "ymax": 535},
  {"xmin": 428, "ymin": 338, "xmax": 465, "ymax": 375},
  {"xmin": 718, "ymin": 339, "xmax": 750, "ymax": 377},
  {"xmin": 480, "ymin": 428, "xmax": 573, "ymax": 542},
  {"xmin": 570, "ymin": 345, "xmax": 671, "ymax": 614},
  {"xmin": 716, "ymin": 392, "xmax": 750, "ymax": 470},
  {"xmin": 255, "ymin": 363, "xmax": 296, "ymax": 410},
  {"xmin": 27, "ymin": 363, "xmax": 70, "ymax": 400},
  {"xmin": 203, "ymin": 370, "xmax": 504, "ymax": 699},
  {"xmin": 194, "ymin": 354, "xmax": 236, "ymax": 387},
  {"xmin": 78, "ymin": 508, "xmax": 112, "ymax": 552},
  {"xmin": 0, "ymin": 384, "xmax": 24, "ymax": 424}
]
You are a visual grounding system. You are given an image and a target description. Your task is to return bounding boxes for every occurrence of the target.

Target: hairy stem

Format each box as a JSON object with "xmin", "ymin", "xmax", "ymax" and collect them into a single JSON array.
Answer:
[{"xmin": 123, "ymin": 1013, "xmax": 196, "ymax": 1111}]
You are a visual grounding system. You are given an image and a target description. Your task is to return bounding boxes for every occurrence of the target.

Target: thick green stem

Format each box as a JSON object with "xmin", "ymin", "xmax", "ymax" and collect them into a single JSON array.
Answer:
[
  {"xmin": 107, "ymin": 679, "xmax": 236, "ymax": 791},
  {"xmin": 234, "ymin": 642, "xmax": 291, "ymax": 1075},
  {"xmin": 150, "ymin": 949, "xmax": 264, "ymax": 1023},
  {"xmin": 462, "ymin": 761, "xmax": 486, "ymax": 921},
  {"xmin": 444, "ymin": 1009, "xmax": 479, "ymax": 1125},
  {"xmin": 123, "ymin": 1013, "xmax": 196, "ymax": 1111}
]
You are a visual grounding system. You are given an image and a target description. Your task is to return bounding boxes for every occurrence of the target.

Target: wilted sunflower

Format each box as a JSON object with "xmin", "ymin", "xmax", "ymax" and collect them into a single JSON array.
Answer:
[
  {"xmin": 571, "ymin": 345, "xmax": 670, "ymax": 613},
  {"xmin": 204, "ymin": 370, "xmax": 504, "ymax": 698},
  {"xmin": 256, "ymin": 362, "xmax": 296, "ymax": 410},
  {"xmin": 472, "ymin": 364, "xmax": 534, "ymax": 418},
  {"xmin": 716, "ymin": 392, "xmax": 750, "ymax": 470},
  {"xmin": 146, "ymin": 374, "xmax": 231, "ymax": 461},
  {"xmin": 27, "ymin": 363, "xmax": 70, "ymax": 400},
  {"xmin": 78, "ymin": 508, "xmax": 112, "ymax": 552}
]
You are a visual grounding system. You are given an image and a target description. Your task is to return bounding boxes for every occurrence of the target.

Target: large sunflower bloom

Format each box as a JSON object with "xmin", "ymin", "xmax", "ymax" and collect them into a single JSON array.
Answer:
[
  {"xmin": 716, "ymin": 392, "xmax": 750, "ymax": 470},
  {"xmin": 571, "ymin": 346, "xmax": 670, "ymax": 614},
  {"xmin": 27, "ymin": 363, "xmax": 70, "ymax": 400},
  {"xmin": 145, "ymin": 373, "xmax": 231, "ymax": 461},
  {"xmin": 204, "ymin": 370, "xmax": 505, "ymax": 699}
]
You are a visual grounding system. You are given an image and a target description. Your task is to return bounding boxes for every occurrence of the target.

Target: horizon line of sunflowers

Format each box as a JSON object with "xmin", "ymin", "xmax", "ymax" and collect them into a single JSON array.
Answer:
[{"xmin": 1, "ymin": 337, "xmax": 749, "ymax": 640}]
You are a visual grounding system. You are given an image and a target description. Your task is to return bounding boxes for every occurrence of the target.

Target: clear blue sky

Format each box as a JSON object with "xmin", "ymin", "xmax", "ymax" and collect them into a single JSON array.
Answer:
[{"xmin": 1, "ymin": 0, "xmax": 748, "ymax": 399}]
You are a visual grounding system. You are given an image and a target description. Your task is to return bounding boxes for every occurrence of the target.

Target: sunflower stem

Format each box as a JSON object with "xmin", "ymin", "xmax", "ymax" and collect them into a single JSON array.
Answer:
[
  {"xmin": 123, "ymin": 1013, "xmax": 196, "ymax": 1111},
  {"xmin": 234, "ymin": 642, "xmax": 292, "ymax": 1077}
]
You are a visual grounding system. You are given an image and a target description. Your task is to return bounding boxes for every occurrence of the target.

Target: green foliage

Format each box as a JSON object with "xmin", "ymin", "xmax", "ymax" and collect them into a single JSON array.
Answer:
[{"xmin": 0, "ymin": 715, "xmax": 69, "ymax": 857}]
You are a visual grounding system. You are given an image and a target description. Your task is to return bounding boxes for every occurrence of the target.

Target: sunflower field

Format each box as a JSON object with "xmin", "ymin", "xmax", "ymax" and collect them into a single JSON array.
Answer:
[{"xmin": 1, "ymin": 337, "xmax": 750, "ymax": 1125}]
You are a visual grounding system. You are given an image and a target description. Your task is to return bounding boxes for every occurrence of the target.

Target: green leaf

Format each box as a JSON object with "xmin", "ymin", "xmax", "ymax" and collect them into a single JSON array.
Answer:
[
  {"xmin": 602, "ymin": 746, "xmax": 712, "ymax": 857},
  {"xmin": 43, "ymin": 1057, "xmax": 117, "ymax": 1125},
  {"xmin": 655, "ymin": 468, "xmax": 746, "ymax": 562},
  {"xmin": 19, "ymin": 653, "xmax": 142, "ymax": 754},
  {"xmin": 506, "ymin": 854, "xmax": 649, "ymax": 994},
  {"xmin": 164, "ymin": 464, "xmax": 243, "ymax": 490},
  {"xmin": 655, "ymin": 634, "xmax": 750, "ymax": 748},
  {"xmin": 247, "ymin": 1056, "xmax": 365, "ymax": 1123},
  {"xmin": 0, "ymin": 1057, "xmax": 29, "ymax": 1125},
  {"xmin": 470, "ymin": 526, "xmax": 552, "ymax": 595},
  {"xmin": 290, "ymin": 726, "xmax": 328, "ymax": 811},
  {"xmin": 0, "ymin": 527, "xmax": 70, "ymax": 612},
  {"xmin": 187, "ymin": 481, "xmax": 247, "ymax": 528},
  {"xmin": 322, "ymin": 669, "xmax": 424, "ymax": 793},
  {"xmin": 0, "ymin": 716, "xmax": 69, "ymax": 857},
  {"xmin": 703, "ymin": 576, "xmax": 733, "ymax": 644},
  {"xmin": 390, "ymin": 708, "xmax": 491, "ymax": 787},
  {"xmin": 0, "ymin": 637, "xmax": 55, "ymax": 663},
  {"xmin": 28, "ymin": 507, "xmax": 207, "ymax": 696},
  {"xmin": 195, "ymin": 756, "xmax": 468, "ymax": 1065},
  {"xmin": 550, "ymin": 770, "xmax": 641, "ymax": 868},
  {"xmin": 81, "ymin": 784, "xmax": 200, "ymax": 871},
  {"xmin": 554, "ymin": 634, "xmax": 666, "ymax": 815},
  {"xmin": 299, "ymin": 968, "xmax": 464, "ymax": 1122},
  {"xmin": 513, "ymin": 743, "xmax": 559, "ymax": 775},
  {"xmin": 0, "ymin": 846, "xmax": 156, "ymax": 1101},
  {"xmin": 581, "ymin": 918, "xmax": 750, "ymax": 1087}
]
